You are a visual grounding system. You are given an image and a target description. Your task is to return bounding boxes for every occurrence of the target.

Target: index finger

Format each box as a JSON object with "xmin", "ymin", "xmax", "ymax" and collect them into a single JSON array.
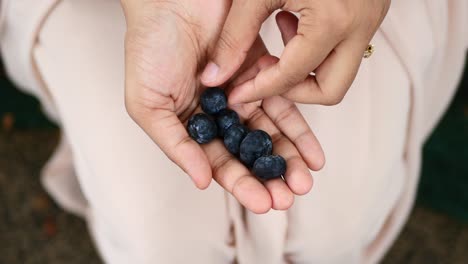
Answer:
[{"xmin": 228, "ymin": 12, "xmax": 340, "ymax": 104}]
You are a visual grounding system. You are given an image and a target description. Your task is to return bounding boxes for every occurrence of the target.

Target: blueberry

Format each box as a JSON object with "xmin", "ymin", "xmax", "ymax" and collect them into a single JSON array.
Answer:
[
  {"xmin": 223, "ymin": 124, "xmax": 249, "ymax": 155},
  {"xmin": 253, "ymin": 155, "xmax": 287, "ymax": 180},
  {"xmin": 239, "ymin": 130, "xmax": 273, "ymax": 167},
  {"xmin": 187, "ymin": 113, "xmax": 217, "ymax": 144},
  {"xmin": 216, "ymin": 109, "xmax": 240, "ymax": 137},
  {"xmin": 200, "ymin": 87, "xmax": 227, "ymax": 115}
]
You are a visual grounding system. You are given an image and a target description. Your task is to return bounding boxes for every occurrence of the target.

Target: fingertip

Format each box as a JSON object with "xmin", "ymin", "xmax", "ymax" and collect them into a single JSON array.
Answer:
[
  {"xmin": 193, "ymin": 174, "xmax": 212, "ymax": 190},
  {"xmin": 264, "ymin": 178, "xmax": 295, "ymax": 210},
  {"xmin": 228, "ymin": 80, "xmax": 258, "ymax": 105},
  {"xmin": 233, "ymin": 176, "xmax": 272, "ymax": 214},
  {"xmin": 251, "ymin": 202, "xmax": 272, "ymax": 214},
  {"xmin": 188, "ymin": 156, "xmax": 213, "ymax": 190},
  {"xmin": 291, "ymin": 172, "xmax": 313, "ymax": 196},
  {"xmin": 227, "ymin": 84, "xmax": 246, "ymax": 105},
  {"xmin": 179, "ymin": 142, "xmax": 213, "ymax": 190},
  {"xmin": 310, "ymin": 151, "xmax": 326, "ymax": 171},
  {"xmin": 201, "ymin": 62, "xmax": 221, "ymax": 86},
  {"xmin": 227, "ymin": 55, "xmax": 280, "ymax": 105},
  {"xmin": 227, "ymin": 93, "xmax": 241, "ymax": 106},
  {"xmin": 272, "ymin": 188, "xmax": 295, "ymax": 211},
  {"xmin": 293, "ymin": 130, "xmax": 326, "ymax": 172},
  {"xmin": 247, "ymin": 191, "xmax": 272, "ymax": 214},
  {"xmin": 304, "ymin": 144, "xmax": 326, "ymax": 171},
  {"xmin": 201, "ymin": 59, "xmax": 242, "ymax": 88},
  {"xmin": 284, "ymin": 157, "xmax": 314, "ymax": 196}
]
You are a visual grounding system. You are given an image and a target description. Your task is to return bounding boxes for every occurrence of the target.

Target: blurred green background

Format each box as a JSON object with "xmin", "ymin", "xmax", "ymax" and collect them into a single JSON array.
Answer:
[{"xmin": 416, "ymin": 61, "xmax": 468, "ymax": 221}]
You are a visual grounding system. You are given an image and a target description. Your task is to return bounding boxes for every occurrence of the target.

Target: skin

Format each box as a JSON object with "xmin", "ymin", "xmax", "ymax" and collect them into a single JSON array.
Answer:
[
  {"xmin": 121, "ymin": 0, "xmax": 325, "ymax": 213},
  {"xmin": 201, "ymin": 0, "xmax": 391, "ymax": 106}
]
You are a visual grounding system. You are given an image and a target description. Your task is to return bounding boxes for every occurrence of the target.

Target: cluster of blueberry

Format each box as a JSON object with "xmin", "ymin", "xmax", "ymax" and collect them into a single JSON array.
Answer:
[{"xmin": 187, "ymin": 88, "xmax": 287, "ymax": 180}]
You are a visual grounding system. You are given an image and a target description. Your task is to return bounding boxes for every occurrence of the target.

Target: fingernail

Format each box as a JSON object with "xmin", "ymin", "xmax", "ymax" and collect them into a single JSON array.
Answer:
[{"xmin": 202, "ymin": 62, "xmax": 219, "ymax": 84}]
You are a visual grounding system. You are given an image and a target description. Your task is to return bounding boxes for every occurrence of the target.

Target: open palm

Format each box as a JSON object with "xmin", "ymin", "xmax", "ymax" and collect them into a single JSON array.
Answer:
[{"xmin": 122, "ymin": 0, "xmax": 324, "ymax": 213}]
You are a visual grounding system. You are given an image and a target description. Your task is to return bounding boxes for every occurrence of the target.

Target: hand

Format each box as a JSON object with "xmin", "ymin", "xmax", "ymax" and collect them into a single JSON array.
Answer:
[
  {"xmin": 200, "ymin": 0, "xmax": 391, "ymax": 105},
  {"xmin": 121, "ymin": 0, "xmax": 325, "ymax": 213}
]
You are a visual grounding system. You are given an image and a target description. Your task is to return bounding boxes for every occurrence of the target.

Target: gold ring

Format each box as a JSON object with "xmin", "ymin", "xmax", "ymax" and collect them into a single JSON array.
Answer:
[{"xmin": 363, "ymin": 44, "xmax": 374, "ymax": 58}]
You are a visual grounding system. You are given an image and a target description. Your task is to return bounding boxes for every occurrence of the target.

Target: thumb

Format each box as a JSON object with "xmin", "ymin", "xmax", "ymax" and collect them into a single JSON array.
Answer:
[{"xmin": 201, "ymin": 0, "xmax": 273, "ymax": 87}]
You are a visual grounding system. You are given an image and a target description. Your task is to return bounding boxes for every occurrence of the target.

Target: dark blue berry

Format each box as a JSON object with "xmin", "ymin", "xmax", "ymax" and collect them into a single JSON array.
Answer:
[
  {"xmin": 200, "ymin": 87, "xmax": 227, "ymax": 115},
  {"xmin": 223, "ymin": 124, "xmax": 249, "ymax": 155},
  {"xmin": 253, "ymin": 155, "xmax": 287, "ymax": 180},
  {"xmin": 187, "ymin": 113, "xmax": 217, "ymax": 144},
  {"xmin": 216, "ymin": 109, "xmax": 240, "ymax": 137},
  {"xmin": 239, "ymin": 130, "xmax": 273, "ymax": 167}
]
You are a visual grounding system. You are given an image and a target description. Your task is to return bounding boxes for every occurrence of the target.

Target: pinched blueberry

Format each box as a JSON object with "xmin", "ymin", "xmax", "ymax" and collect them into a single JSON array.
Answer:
[
  {"xmin": 187, "ymin": 113, "xmax": 217, "ymax": 144},
  {"xmin": 216, "ymin": 109, "xmax": 240, "ymax": 137},
  {"xmin": 224, "ymin": 124, "xmax": 249, "ymax": 155},
  {"xmin": 253, "ymin": 155, "xmax": 287, "ymax": 180},
  {"xmin": 239, "ymin": 130, "xmax": 273, "ymax": 167},
  {"xmin": 200, "ymin": 87, "xmax": 227, "ymax": 115}
]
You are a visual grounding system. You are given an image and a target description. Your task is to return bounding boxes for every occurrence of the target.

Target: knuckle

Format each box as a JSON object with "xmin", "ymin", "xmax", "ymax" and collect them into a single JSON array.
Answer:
[
  {"xmin": 218, "ymin": 29, "xmax": 241, "ymax": 53},
  {"xmin": 277, "ymin": 62, "xmax": 303, "ymax": 87},
  {"xmin": 298, "ymin": 4, "xmax": 356, "ymax": 38},
  {"xmin": 282, "ymin": 73, "xmax": 300, "ymax": 88},
  {"xmin": 335, "ymin": 9, "xmax": 354, "ymax": 32},
  {"xmin": 262, "ymin": 0, "xmax": 281, "ymax": 12},
  {"xmin": 124, "ymin": 82, "xmax": 175, "ymax": 125},
  {"xmin": 211, "ymin": 153, "xmax": 233, "ymax": 175},
  {"xmin": 245, "ymin": 108, "xmax": 265, "ymax": 127},
  {"xmin": 314, "ymin": 4, "xmax": 355, "ymax": 37},
  {"xmin": 298, "ymin": 12, "xmax": 323, "ymax": 34},
  {"xmin": 270, "ymin": 131, "xmax": 286, "ymax": 146},
  {"xmin": 231, "ymin": 175, "xmax": 251, "ymax": 196},
  {"xmin": 273, "ymin": 192, "xmax": 294, "ymax": 210},
  {"xmin": 173, "ymin": 136, "xmax": 194, "ymax": 152},
  {"xmin": 273, "ymin": 103, "xmax": 297, "ymax": 125}
]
